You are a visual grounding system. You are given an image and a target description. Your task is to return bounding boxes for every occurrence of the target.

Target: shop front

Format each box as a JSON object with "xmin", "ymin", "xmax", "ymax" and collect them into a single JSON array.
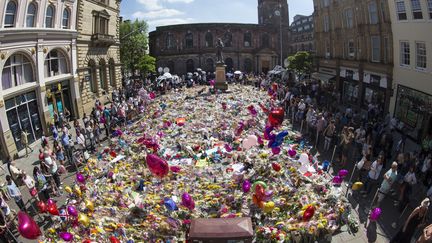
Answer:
[
  {"xmin": 46, "ymin": 80, "xmax": 74, "ymax": 123},
  {"xmin": 5, "ymin": 91, "xmax": 43, "ymax": 151},
  {"xmin": 340, "ymin": 68, "xmax": 360, "ymax": 106},
  {"xmin": 362, "ymin": 72, "xmax": 388, "ymax": 117},
  {"xmin": 394, "ymin": 85, "xmax": 432, "ymax": 141}
]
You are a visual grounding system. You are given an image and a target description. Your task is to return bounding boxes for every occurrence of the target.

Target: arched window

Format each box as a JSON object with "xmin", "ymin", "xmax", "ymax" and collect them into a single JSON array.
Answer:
[
  {"xmin": 186, "ymin": 59, "xmax": 194, "ymax": 73},
  {"xmin": 44, "ymin": 49, "xmax": 68, "ymax": 77},
  {"xmin": 166, "ymin": 33, "xmax": 176, "ymax": 50},
  {"xmin": 26, "ymin": 2, "xmax": 37, "ymax": 27},
  {"xmin": 224, "ymin": 32, "xmax": 232, "ymax": 47},
  {"xmin": 205, "ymin": 58, "xmax": 214, "ymax": 72},
  {"xmin": 185, "ymin": 33, "xmax": 193, "ymax": 48},
  {"xmin": 261, "ymin": 34, "xmax": 270, "ymax": 48},
  {"xmin": 88, "ymin": 60, "xmax": 97, "ymax": 93},
  {"xmin": 45, "ymin": 5, "xmax": 55, "ymax": 28},
  {"xmin": 205, "ymin": 32, "xmax": 213, "ymax": 47},
  {"xmin": 2, "ymin": 54, "xmax": 34, "ymax": 90},
  {"xmin": 225, "ymin": 58, "xmax": 234, "ymax": 73},
  {"xmin": 62, "ymin": 8, "xmax": 70, "ymax": 29},
  {"xmin": 244, "ymin": 32, "xmax": 252, "ymax": 47},
  {"xmin": 167, "ymin": 61, "xmax": 175, "ymax": 74},
  {"xmin": 99, "ymin": 59, "xmax": 107, "ymax": 91},
  {"xmin": 109, "ymin": 59, "xmax": 116, "ymax": 86},
  {"xmin": 244, "ymin": 58, "xmax": 253, "ymax": 73},
  {"xmin": 4, "ymin": 1, "xmax": 17, "ymax": 28}
]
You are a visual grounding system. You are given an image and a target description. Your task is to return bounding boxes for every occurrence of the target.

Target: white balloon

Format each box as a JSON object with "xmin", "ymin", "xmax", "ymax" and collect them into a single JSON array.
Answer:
[{"xmin": 299, "ymin": 153, "xmax": 309, "ymax": 165}]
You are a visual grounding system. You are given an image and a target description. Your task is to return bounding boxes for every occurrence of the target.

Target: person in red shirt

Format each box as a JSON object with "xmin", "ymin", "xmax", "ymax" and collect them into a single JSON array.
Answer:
[{"xmin": 38, "ymin": 148, "xmax": 44, "ymax": 162}]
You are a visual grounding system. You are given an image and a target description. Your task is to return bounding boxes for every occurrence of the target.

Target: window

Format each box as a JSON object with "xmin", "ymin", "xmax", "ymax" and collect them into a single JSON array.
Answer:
[
  {"xmin": 400, "ymin": 41, "xmax": 410, "ymax": 66},
  {"xmin": 416, "ymin": 42, "xmax": 427, "ymax": 69},
  {"xmin": 224, "ymin": 32, "xmax": 232, "ymax": 47},
  {"xmin": 321, "ymin": 0, "xmax": 330, "ymax": 8},
  {"xmin": 2, "ymin": 54, "xmax": 34, "ymax": 90},
  {"xmin": 45, "ymin": 5, "xmax": 55, "ymax": 28},
  {"xmin": 380, "ymin": 1, "xmax": 387, "ymax": 21},
  {"xmin": 325, "ymin": 40, "xmax": 331, "ymax": 58},
  {"xmin": 396, "ymin": 0, "xmax": 407, "ymax": 20},
  {"xmin": 166, "ymin": 33, "xmax": 176, "ymax": 50},
  {"xmin": 99, "ymin": 60, "xmax": 107, "ymax": 90},
  {"xmin": 244, "ymin": 58, "xmax": 253, "ymax": 73},
  {"xmin": 109, "ymin": 59, "xmax": 116, "ymax": 86},
  {"xmin": 186, "ymin": 59, "xmax": 194, "ymax": 73},
  {"xmin": 62, "ymin": 8, "xmax": 70, "ymax": 29},
  {"xmin": 244, "ymin": 32, "xmax": 252, "ymax": 47},
  {"xmin": 88, "ymin": 60, "xmax": 97, "ymax": 93},
  {"xmin": 371, "ymin": 36, "xmax": 380, "ymax": 62},
  {"xmin": 348, "ymin": 40, "xmax": 355, "ymax": 57},
  {"xmin": 92, "ymin": 11, "xmax": 110, "ymax": 35},
  {"xmin": 4, "ymin": 1, "xmax": 17, "ymax": 28},
  {"xmin": 205, "ymin": 58, "xmax": 214, "ymax": 72},
  {"xmin": 44, "ymin": 50, "xmax": 68, "ymax": 77},
  {"xmin": 384, "ymin": 37, "xmax": 389, "ymax": 63},
  {"xmin": 26, "ymin": 3, "xmax": 37, "ymax": 27},
  {"xmin": 323, "ymin": 15, "xmax": 330, "ymax": 32},
  {"xmin": 344, "ymin": 8, "xmax": 354, "ymax": 28},
  {"xmin": 411, "ymin": 0, "xmax": 423, "ymax": 19},
  {"xmin": 205, "ymin": 32, "xmax": 213, "ymax": 47},
  {"xmin": 428, "ymin": 0, "xmax": 432, "ymax": 19},
  {"xmin": 185, "ymin": 33, "xmax": 193, "ymax": 48},
  {"xmin": 368, "ymin": 1, "xmax": 379, "ymax": 24},
  {"xmin": 261, "ymin": 34, "xmax": 270, "ymax": 48}
]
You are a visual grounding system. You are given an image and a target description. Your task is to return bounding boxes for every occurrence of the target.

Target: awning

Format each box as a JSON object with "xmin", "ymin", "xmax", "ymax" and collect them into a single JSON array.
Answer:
[{"xmin": 312, "ymin": 72, "xmax": 335, "ymax": 83}]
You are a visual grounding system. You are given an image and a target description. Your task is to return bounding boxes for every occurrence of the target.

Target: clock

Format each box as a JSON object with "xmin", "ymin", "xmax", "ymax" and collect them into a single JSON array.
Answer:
[{"xmin": 274, "ymin": 10, "xmax": 281, "ymax": 16}]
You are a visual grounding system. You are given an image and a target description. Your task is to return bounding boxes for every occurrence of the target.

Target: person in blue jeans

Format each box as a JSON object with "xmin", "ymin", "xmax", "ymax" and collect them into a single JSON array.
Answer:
[{"xmin": 5, "ymin": 175, "xmax": 26, "ymax": 212}]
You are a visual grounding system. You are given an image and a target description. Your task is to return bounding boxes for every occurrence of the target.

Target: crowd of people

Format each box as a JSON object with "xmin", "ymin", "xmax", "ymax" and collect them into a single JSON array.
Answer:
[{"xmin": 0, "ymin": 74, "xmax": 431, "ymax": 242}]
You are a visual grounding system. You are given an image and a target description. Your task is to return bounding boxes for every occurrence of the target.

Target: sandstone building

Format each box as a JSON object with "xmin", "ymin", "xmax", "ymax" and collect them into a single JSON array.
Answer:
[{"xmin": 289, "ymin": 14, "xmax": 314, "ymax": 54}]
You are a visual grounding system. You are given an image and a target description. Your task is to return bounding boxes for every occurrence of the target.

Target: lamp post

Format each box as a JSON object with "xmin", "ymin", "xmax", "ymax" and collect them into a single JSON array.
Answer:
[{"xmin": 275, "ymin": 4, "xmax": 283, "ymax": 66}]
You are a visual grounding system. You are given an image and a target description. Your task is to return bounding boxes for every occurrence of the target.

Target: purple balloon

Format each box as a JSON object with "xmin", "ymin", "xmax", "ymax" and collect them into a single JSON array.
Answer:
[
  {"xmin": 76, "ymin": 173, "xmax": 86, "ymax": 183},
  {"xmin": 272, "ymin": 147, "xmax": 281, "ymax": 155},
  {"xmin": 181, "ymin": 192, "xmax": 193, "ymax": 208},
  {"xmin": 288, "ymin": 149, "xmax": 296, "ymax": 157},
  {"xmin": 370, "ymin": 207, "xmax": 382, "ymax": 221},
  {"xmin": 59, "ymin": 232, "xmax": 74, "ymax": 242},
  {"xmin": 242, "ymin": 180, "xmax": 251, "ymax": 193},
  {"xmin": 67, "ymin": 205, "xmax": 78, "ymax": 217},
  {"xmin": 338, "ymin": 169, "xmax": 349, "ymax": 178},
  {"xmin": 332, "ymin": 176, "xmax": 343, "ymax": 184}
]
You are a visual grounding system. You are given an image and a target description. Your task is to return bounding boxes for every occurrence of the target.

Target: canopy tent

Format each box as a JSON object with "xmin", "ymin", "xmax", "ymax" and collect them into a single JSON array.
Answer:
[
  {"xmin": 311, "ymin": 72, "xmax": 336, "ymax": 83},
  {"xmin": 268, "ymin": 65, "xmax": 286, "ymax": 75},
  {"xmin": 234, "ymin": 71, "xmax": 242, "ymax": 75},
  {"xmin": 163, "ymin": 72, "xmax": 173, "ymax": 79}
]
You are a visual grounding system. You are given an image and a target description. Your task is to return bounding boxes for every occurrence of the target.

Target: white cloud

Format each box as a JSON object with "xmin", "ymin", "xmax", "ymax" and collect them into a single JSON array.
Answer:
[
  {"xmin": 136, "ymin": 0, "xmax": 194, "ymax": 10},
  {"xmin": 132, "ymin": 9, "xmax": 184, "ymax": 19},
  {"xmin": 147, "ymin": 17, "xmax": 194, "ymax": 28}
]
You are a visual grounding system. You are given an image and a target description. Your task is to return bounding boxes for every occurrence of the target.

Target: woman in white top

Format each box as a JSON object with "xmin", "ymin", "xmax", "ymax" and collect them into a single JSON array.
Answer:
[
  {"xmin": 22, "ymin": 172, "xmax": 39, "ymax": 201},
  {"xmin": 397, "ymin": 165, "xmax": 417, "ymax": 207}
]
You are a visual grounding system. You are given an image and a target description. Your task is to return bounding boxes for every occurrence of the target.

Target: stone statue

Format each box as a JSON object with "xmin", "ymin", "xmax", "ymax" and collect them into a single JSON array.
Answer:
[{"xmin": 216, "ymin": 38, "xmax": 224, "ymax": 63}]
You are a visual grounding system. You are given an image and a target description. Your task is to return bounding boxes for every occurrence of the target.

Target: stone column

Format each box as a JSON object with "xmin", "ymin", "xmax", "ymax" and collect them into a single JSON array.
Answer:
[
  {"xmin": 0, "ymin": 87, "xmax": 17, "ymax": 158},
  {"xmin": 36, "ymin": 40, "xmax": 49, "ymax": 135},
  {"xmin": 71, "ymin": 39, "xmax": 83, "ymax": 119},
  {"xmin": 95, "ymin": 68, "xmax": 102, "ymax": 97}
]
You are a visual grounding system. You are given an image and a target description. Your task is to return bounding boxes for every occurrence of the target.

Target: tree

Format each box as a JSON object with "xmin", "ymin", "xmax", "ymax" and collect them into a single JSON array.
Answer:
[
  {"xmin": 120, "ymin": 19, "xmax": 155, "ymax": 76},
  {"xmin": 287, "ymin": 51, "xmax": 312, "ymax": 76}
]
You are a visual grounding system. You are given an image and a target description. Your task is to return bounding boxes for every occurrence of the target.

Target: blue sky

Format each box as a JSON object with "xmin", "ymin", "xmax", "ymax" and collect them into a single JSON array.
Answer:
[{"xmin": 120, "ymin": 0, "xmax": 314, "ymax": 32}]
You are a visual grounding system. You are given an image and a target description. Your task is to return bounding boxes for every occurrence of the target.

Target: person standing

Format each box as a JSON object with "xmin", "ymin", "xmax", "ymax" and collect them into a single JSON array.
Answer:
[
  {"xmin": 391, "ymin": 198, "xmax": 430, "ymax": 243},
  {"xmin": 20, "ymin": 130, "xmax": 33, "ymax": 157},
  {"xmin": 5, "ymin": 175, "xmax": 26, "ymax": 212},
  {"xmin": 362, "ymin": 153, "xmax": 384, "ymax": 197},
  {"xmin": 323, "ymin": 120, "xmax": 336, "ymax": 151},
  {"xmin": 377, "ymin": 162, "xmax": 398, "ymax": 205},
  {"xmin": 43, "ymin": 151, "xmax": 61, "ymax": 189},
  {"xmin": 33, "ymin": 166, "xmax": 50, "ymax": 201},
  {"xmin": 22, "ymin": 172, "xmax": 39, "ymax": 202},
  {"xmin": 417, "ymin": 223, "xmax": 432, "ymax": 243}
]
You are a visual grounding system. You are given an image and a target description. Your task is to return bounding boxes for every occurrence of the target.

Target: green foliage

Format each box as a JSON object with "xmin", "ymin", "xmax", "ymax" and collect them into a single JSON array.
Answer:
[
  {"xmin": 287, "ymin": 51, "xmax": 312, "ymax": 76},
  {"xmin": 120, "ymin": 19, "xmax": 155, "ymax": 75}
]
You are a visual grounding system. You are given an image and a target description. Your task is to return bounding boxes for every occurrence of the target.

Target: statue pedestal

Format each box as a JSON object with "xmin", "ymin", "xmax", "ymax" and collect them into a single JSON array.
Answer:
[{"xmin": 214, "ymin": 62, "xmax": 228, "ymax": 91}]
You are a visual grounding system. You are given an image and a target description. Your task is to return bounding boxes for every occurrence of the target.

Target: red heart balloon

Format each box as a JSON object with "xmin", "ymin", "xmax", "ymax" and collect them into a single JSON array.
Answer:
[
  {"xmin": 48, "ymin": 204, "xmax": 59, "ymax": 216},
  {"xmin": 109, "ymin": 236, "xmax": 121, "ymax": 243},
  {"xmin": 271, "ymin": 162, "xmax": 281, "ymax": 172},
  {"xmin": 146, "ymin": 154, "xmax": 169, "ymax": 178},
  {"xmin": 36, "ymin": 201, "xmax": 47, "ymax": 213},
  {"xmin": 303, "ymin": 205, "xmax": 315, "ymax": 221},
  {"xmin": 268, "ymin": 108, "xmax": 284, "ymax": 127},
  {"xmin": 255, "ymin": 184, "xmax": 265, "ymax": 201}
]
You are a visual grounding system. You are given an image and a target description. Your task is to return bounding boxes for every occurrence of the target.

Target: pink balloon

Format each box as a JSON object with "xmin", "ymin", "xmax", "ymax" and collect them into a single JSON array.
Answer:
[
  {"xmin": 17, "ymin": 211, "xmax": 41, "ymax": 240},
  {"xmin": 149, "ymin": 92, "xmax": 156, "ymax": 99},
  {"xmin": 146, "ymin": 154, "xmax": 169, "ymax": 178},
  {"xmin": 242, "ymin": 180, "xmax": 251, "ymax": 193},
  {"xmin": 170, "ymin": 166, "xmax": 181, "ymax": 173},
  {"xmin": 370, "ymin": 207, "xmax": 382, "ymax": 221},
  {"xmin": 67, "ymin": 205, "xmax": 78, "ymax": 217},
  {"xmin": 76, "ymin": 173, "xmax": 86, "ymax": 183},
  {"xmin": 181, "ymin": 193, "xmax": 193, "ymax": 207},
  {"xmin": 59, "ymin": 232, "xmax": 74, "ymax": 241},
  {"xmin": 338, "ymin": 169, "xmax": 349, "ymax": 178},
  {"xmin": 332, "ymin": 176, "xmax": 343, "ymax": 184}
]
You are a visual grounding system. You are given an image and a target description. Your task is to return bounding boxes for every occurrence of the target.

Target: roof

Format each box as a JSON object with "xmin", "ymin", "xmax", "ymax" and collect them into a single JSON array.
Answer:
[{"xmin": 189, "ymin": 217, "xmax": 253, "ymax": 239}]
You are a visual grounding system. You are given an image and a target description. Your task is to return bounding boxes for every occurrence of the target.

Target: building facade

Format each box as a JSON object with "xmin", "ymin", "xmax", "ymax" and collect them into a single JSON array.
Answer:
[
  {"xmin": 76, "ymin": 0, "xmax": 122, "ymax": 115},
  {"xmin": 149, "ymin": 0, "xmax": 290, "ymax": 75},
  {"xmin": 313, "ymin": 0, "xmax": 393, "ymax": 115},
  {"xmin": 0, "ymin": 0, "xmax": 80, "ymax": 158},
  {"xmin": 388, "ymin": 0, "xmax": 432, "ymax": 141},
  {"xmin": 289, "ymin": 14, "xmax": 314, "ymax": 54}
]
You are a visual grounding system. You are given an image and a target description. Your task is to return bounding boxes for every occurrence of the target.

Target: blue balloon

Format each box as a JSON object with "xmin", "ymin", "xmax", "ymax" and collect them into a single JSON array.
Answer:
[
  {"xmin": 164, "ymin": 198, "xmax": 178, "ymax": 211},
  {"xmin": 275, "ymin": 131, "xmax": 289, "ymax": 141}
]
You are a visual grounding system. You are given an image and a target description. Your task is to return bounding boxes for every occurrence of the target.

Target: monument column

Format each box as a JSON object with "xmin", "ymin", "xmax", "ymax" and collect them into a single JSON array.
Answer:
[{"xmin": 214, "ymin": 38, "xmax": 228, "ymax": 91}]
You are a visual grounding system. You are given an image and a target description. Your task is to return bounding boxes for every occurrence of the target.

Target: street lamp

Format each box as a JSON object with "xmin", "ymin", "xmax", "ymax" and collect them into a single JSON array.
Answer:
[{"xmin": 274, "ymin": 4, "xmax": 283, "ymax": 66}]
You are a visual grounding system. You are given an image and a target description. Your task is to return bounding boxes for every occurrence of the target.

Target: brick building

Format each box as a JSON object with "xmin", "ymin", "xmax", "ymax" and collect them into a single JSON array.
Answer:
[
  {"xmin": 313, "ymin": 0, "xmax": 393, "ymax": 115},
  {"xmin": 149, "ymin": 0, "xmax": 290, "ymax": 75}
]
